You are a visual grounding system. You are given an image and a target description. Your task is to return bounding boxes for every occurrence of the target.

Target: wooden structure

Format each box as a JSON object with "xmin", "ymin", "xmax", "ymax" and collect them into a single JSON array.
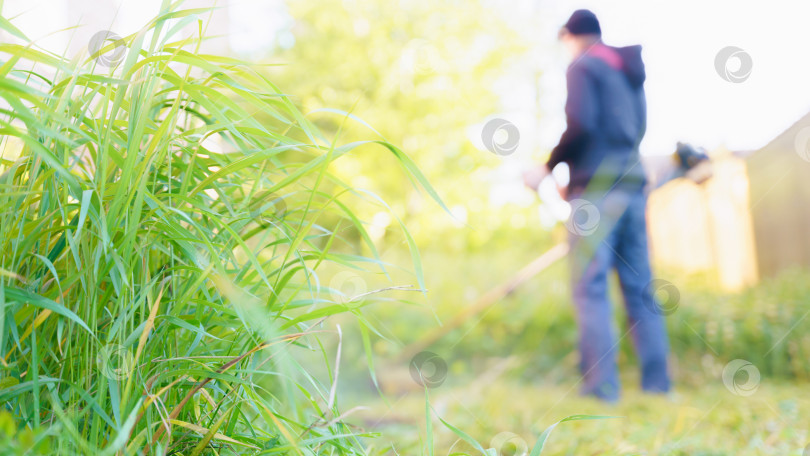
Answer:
[
  {"xmin": 647, "ymin": 112, "xmax": 810, "ymax": 290},
  {"xmin": 746, "ymin": 112, "xmax": 810, "ymax": 278}
]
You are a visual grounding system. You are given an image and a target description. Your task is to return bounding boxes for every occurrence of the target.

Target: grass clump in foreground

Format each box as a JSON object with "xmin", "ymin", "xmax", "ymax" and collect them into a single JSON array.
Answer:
[{"xmin": 0, "ymin": 3, "xmax": 445, "ymax": 454}]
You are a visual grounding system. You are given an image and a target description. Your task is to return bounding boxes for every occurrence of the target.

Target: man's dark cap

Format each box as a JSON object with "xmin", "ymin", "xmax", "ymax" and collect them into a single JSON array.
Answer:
[{"xmin": 561, "ymin": 9, "xmax": 601, "ymax": 36}]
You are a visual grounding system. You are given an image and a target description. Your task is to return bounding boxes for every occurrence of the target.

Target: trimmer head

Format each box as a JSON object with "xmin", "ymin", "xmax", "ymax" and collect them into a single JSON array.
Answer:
[{"xmin": 674, "ymin": 142, "xmax": 713, "ymax": 184}]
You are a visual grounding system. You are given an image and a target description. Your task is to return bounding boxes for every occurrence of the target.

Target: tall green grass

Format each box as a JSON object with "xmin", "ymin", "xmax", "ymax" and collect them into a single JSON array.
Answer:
[{"xmin": 0, "ymin": 3, "xmax": 441, "ymax": 454}]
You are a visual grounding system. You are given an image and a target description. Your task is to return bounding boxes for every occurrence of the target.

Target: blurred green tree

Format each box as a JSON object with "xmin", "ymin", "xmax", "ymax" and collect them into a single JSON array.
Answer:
[{"xmin": 270, "ymin": 0, "xmax": 535, "ymax": 252}]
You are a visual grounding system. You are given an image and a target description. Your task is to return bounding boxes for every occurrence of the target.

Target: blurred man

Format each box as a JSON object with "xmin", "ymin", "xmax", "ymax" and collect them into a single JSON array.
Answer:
[{"xmin": 523, "ymin": 9, "xmax": 670, "ymax": 401}]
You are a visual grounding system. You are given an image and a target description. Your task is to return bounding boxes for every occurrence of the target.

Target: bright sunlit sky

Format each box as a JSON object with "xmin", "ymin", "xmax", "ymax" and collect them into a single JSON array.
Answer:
[
  {"xmin": 540, "ymin": 0, "xmax": 810, "ymax": 155},
  {"xmin": 3, "ymin": 0, "xmax": 810, "ymax": 157},
  {"xmin": 478, "ymin": 0, "xmax": 810, "ymax": 159}
]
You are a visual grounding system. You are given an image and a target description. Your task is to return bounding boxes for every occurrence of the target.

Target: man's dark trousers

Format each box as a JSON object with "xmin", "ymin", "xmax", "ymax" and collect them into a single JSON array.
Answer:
[{"xmin": 567, "ymin": 187, "xmax": 671, "ymax": 401}]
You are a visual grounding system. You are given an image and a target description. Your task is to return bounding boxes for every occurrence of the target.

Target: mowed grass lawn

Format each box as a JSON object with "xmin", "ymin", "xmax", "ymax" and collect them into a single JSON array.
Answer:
[{"xmin": 352, "ymin": 373, "xmax": 809, "ymax": 455}]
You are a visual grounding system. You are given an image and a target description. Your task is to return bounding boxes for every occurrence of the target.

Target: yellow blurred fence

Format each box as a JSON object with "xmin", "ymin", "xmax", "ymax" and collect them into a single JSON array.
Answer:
[{"xmin": 647, "ymin": 111, "xmax": 810, "ymax": 291}]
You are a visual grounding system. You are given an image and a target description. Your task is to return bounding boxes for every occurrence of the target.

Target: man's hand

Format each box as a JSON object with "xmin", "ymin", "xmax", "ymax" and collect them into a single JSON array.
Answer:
[{"xmin": 522, "ymin": 165, "xmax": 550, "ymax": 191}]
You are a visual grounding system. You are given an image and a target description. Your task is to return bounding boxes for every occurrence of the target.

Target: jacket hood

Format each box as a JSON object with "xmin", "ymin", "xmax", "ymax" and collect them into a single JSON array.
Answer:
[{"xmin": 614, "ymin": 45, "xmax": 646, "ymax": 87}]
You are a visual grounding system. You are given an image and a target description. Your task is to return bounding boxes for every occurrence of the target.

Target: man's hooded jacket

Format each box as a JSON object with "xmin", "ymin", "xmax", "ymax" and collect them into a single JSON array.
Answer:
[{"xmin": 548, "ymin": 43, "xmax": 648, "ymax": 193}]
